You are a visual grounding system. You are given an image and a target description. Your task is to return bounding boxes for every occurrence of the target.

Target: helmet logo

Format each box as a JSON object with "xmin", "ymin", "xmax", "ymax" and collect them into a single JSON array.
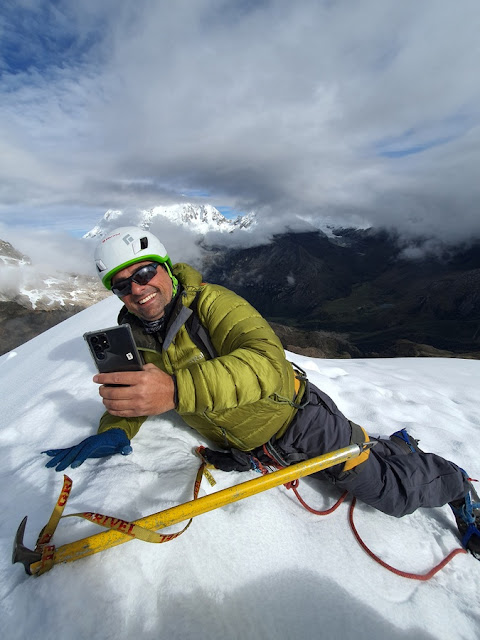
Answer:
[{"xmin": 122, "ymin": 233, "xmax": 134, "ymax": 246}]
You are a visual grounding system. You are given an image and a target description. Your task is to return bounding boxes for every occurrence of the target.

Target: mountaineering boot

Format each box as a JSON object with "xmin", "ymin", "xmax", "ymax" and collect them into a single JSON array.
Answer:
[{"xmin": 450, "ymin": 480, "xmax": 480, "ymax": 560}]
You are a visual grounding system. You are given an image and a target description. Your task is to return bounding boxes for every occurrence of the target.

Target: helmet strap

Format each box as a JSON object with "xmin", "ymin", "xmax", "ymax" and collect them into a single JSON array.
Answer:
[{"xmin": 162, "ymin": 263, "xmax": 178, "ymax": 297}]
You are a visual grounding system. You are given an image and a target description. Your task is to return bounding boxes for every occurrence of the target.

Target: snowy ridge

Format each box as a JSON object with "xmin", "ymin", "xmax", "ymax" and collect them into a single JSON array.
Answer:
[
  {"xmin": 0, "ymin": 239, "xmax": 30, "ymax": 267},
  {"xmin": 0, "ymin": 255, "xmax": 29, "ymax": 267},
  {"xmin": 83, "ymin": 203, "xmax": 256, "ymax": 238},
  {"xmin": 1, "ymin": 296, "xmax": 480, "ymax": 639},
  {"xmin": 0, "ymin": 263, "xmax": 109, "ymax": 311},
  {"xmin": 14, "ymin": 273, "xmax": 110, "ymax": 310},
  {"xmin": 0, "ymin": 238, "xmax": 109, "ymax": 311}
]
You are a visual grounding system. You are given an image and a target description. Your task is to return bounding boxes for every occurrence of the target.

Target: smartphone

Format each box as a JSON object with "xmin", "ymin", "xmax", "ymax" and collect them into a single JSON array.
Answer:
[{"xmin": 83, "ymin": 324, "xmax": 144, "ymax": 374}]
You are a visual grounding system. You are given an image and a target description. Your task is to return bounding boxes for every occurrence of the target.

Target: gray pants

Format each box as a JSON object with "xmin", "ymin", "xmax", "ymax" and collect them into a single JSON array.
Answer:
[{"xmin": 261, "ymin": 383, "xmax": 469, "ymax": 517}]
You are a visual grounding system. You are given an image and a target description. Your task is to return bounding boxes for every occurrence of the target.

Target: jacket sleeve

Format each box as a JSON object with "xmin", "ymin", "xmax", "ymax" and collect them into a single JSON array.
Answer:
[
  {"xmin": 175, "ymin": 286, "xmax": 290, "ymax": 414},
  {"xmin": 97, "ymin": 410, "xmax": 148, "ymax": 440}
]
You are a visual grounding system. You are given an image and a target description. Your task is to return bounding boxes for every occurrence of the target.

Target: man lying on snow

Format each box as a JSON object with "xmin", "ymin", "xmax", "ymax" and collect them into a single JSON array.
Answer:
[{"xmin": 43, "ymin": 226, "xmax": 480, "ymax": 559}]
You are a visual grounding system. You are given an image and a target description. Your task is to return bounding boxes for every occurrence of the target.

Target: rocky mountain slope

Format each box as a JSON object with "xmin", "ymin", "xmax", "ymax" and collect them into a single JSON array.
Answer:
[
  {"xmin": 203, "ymin": 229, "xmax": 480, "ymax": 358},
  {"xmin": 0, "ymin": 239, "xmax": 30, "ymax": 266},
  {"xmin": 0, "ymin": 239, "xmax": 110, "ymax": 355}
]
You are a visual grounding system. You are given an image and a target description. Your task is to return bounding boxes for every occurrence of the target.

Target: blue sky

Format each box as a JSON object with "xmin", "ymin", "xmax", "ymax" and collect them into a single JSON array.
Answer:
[
  {"xmin": 1, "ymin": 2, "xmax": 95, "ymax": 75},
  {"xmin": 1, "ymin": 1, "xmax": 480, "ymax": 242}
]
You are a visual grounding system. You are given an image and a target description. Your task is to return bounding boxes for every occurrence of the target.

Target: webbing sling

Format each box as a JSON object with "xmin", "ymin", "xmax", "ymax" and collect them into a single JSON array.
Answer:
[
  {"xmin": 29, "ymin": 463, "xmax": 206, "ymax": 576},
  {"xmin": 34, "ymin": 475, "xmax": 73, "ymax": 576},
  {"xmin": 64, "ymin": 462, "xmax": 205, "ymax": 542}
]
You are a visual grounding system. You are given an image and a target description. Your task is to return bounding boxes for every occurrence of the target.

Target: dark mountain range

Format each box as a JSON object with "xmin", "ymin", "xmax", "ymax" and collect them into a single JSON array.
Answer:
[{"xmin": 203, "ymin": 229, "xmax": 480, "ymax": 358}]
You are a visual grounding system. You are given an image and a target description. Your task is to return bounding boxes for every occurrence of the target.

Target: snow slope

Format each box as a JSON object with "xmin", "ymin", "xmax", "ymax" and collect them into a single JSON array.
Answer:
[{"xmin": 1, "ymin": 296, "xmax": 480, "ymax": 640}]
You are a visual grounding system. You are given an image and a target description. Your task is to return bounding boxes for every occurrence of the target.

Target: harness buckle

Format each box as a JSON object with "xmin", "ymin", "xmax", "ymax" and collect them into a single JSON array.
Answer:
[{"xmin": 290, "ymin": 362, "xmax": 310, "ymax": 409}]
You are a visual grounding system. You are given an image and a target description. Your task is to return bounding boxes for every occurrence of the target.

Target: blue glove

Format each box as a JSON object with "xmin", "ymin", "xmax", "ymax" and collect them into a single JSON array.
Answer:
[{"xmin": 43, "ymin": 429, "xmax": 132, "ymax": 472}]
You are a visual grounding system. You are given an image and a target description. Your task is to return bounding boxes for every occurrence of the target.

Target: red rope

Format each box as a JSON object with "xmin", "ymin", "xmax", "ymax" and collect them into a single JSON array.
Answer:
[
  {"xmin": 260, "ymin": 444, "xmax": 467, "ymax": 579},
  {"xmin": 260, "ymin": 446, "xmax": 347, "ymax": 516},
  {"xmin": 291, "ymin": 486, "xmax": 348, "ymax": 515},
  {"xmin": 348, "ymin": 497, "xmax": 467, "ymax": 580},
  {"xmin": 290, "ymin": 484, "xmax": 466, "ymax": 580}
]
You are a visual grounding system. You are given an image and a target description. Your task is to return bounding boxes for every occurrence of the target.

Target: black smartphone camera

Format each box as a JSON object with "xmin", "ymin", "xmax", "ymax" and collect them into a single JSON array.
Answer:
[{"xmin": 83, "ymin": 324, "xmax": 144, "ymax": 374}]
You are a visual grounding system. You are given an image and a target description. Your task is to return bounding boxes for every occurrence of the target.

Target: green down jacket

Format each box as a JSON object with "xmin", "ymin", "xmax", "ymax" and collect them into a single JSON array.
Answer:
[{"xmin": 98, "ymin": 263, "xmax": 301, "ymax": 451}]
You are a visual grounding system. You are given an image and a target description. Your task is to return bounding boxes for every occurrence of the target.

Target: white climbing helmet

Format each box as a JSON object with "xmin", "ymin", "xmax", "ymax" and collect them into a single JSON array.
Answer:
[{"xmin": 94, "ymin": 226, "xmax": 174, "ymax": 290}]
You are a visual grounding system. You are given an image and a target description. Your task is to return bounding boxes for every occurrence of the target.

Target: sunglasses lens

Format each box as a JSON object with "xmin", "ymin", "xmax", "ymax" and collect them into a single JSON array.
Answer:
[
  {"xmin": 134, "ymin": 264, "xmax": 158, "ymax": 285},
  {"xmin": 111, "ymin": 280, "xmax": 131, "ymax": 296},
  {"xmin": 111, "ymin": 282, "xmax": 129, "ymax": 296},
  {"xmin": 111, "ymin": 263, "xmax": 159, "ymax": 297}
]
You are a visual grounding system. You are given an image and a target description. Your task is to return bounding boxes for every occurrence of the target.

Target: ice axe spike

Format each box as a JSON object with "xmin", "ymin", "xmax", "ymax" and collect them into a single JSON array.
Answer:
[
  {"xmin": 12, "ymin": 517, "xmax": 42, "ymax": 575},
  {"xmin": 15, "ymin": 442, "xmax": 374, "ymax": 576}
]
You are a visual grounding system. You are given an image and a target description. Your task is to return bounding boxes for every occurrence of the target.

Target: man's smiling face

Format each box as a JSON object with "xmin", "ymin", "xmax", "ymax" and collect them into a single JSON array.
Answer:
[{"xmin": 111, "ymin": 261, "xmax": 174, "ymax": 322}]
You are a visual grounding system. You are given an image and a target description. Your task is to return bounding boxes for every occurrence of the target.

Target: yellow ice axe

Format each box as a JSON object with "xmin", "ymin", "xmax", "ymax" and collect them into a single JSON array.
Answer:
[{"xmin": 13, "ymin": 442, "xmax": 372, "ymax": 576}]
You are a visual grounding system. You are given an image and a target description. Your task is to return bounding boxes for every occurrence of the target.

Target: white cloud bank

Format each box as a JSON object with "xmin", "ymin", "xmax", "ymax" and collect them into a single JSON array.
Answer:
[{"xmin": 1, "ymin": 1, "xmax": 480, "ymax": 242}]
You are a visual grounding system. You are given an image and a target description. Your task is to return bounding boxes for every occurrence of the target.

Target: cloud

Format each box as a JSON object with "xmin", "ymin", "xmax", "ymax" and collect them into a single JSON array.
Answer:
[
  {"xmin": 1, "ymin": 1, "xmax": 480, "ymax": 243},
  {"xmin": 0, "ymin": 223, "xmax": 97, "ymax": 275}
]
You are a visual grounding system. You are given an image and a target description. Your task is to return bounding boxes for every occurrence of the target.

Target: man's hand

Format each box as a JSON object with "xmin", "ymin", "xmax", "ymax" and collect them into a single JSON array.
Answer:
[{"xmin": 93, "ymin": 363, "xmax": 176, "ymax": 417}]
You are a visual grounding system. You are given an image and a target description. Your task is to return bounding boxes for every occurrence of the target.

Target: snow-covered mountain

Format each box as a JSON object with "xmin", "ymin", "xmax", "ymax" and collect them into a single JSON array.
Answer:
[
  {"xmin": 2, "ymin": 272, "xmax": 109, "ymax": 311},
  {"xmin": 0, "ymin": 238, "xmax": 110, "ymax": 355},
  {"xmin": 0, "ymin": 239, "xmax": 108, "ymax": 312},
  {"xmin": 84, "ymin": 203, "xmax": 256, "ymax": 239},
  {"xmin": 0, "ymin": 239, "xmax": 30, "ymax": 267},
  {"xmin": 2, "ymin": 296, "xmax": 480, "ymax": 639}
]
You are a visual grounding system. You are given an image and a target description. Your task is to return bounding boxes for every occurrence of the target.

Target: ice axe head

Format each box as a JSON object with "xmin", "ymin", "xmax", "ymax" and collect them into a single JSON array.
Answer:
[{"xmin": 12, "ymin": 517, "xmax": 42, "ymax": 575}]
